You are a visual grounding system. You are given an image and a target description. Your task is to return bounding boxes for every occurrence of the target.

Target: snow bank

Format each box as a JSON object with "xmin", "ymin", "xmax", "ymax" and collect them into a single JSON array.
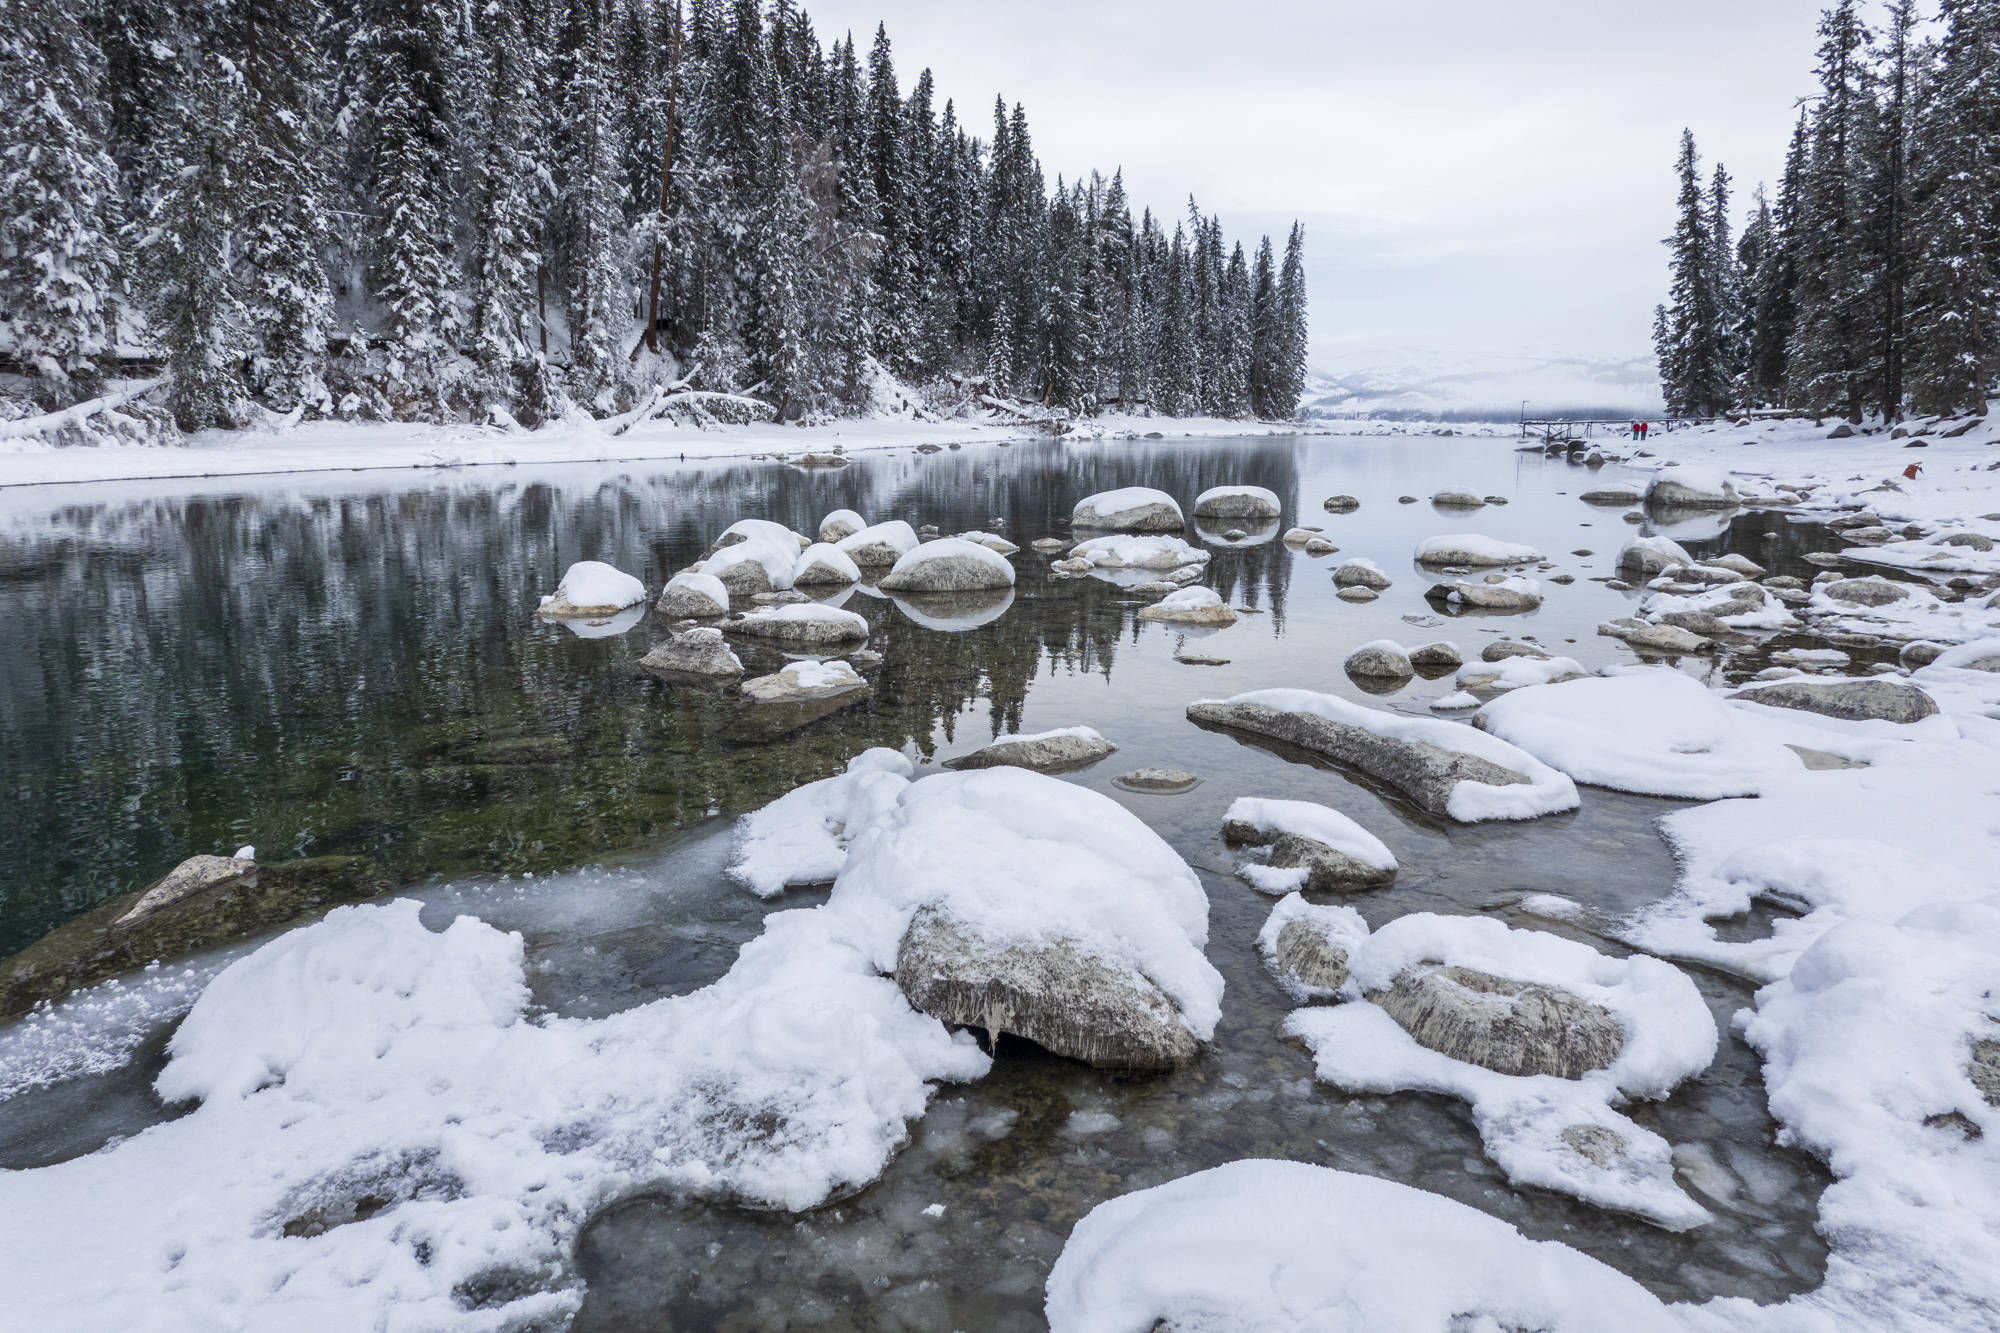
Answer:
[
  {"xmin": 1044, "ymin": 1160, "xmax": 1681, "ymax": 1333},
  {"xmin": 1475, "ymin": 670, "xmax": 1805, "ymax": 798},
  {"xmin": 1225, "ymin": 797, "xmax": 1396, "ymax": 873},
  {"xmin": 727, "ymin": 749, "xmax": 915, "ymax": 897},
  {"xmin": 1414, "ymin": 533, "xmax": 1543, "ymax": 566},
  {"xmin": 538, "ymin": 560, "xmax": 646, "ymax": 613},
  {"xmin": 1288, "ymin": 912, "xmax": 1717, "ymax": 1228}
]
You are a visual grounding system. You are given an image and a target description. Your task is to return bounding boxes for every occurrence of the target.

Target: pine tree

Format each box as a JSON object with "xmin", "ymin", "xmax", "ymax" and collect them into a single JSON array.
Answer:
[
  {"xmin": 1787, "ymin": 0, "xmax": 1872, "ymax": 421},
  {"xmin": 1248, "ymin": 235, "xmax": 1278, "ymax": 417},
  {"xmin": 555, "ymin": 0, "xmax": 629, "ymax": 400},
  {"xmin": 1273, "ymin": 221, "xmax": 1309, "ymax": 417},
  {"xmin": 0, "ymin": 0, "xmax": 123, "ymax": 405},
  {"xmin": 1746, "ymin": 116, "xmax": 1809, "ymax": 406},
  {"xmin": 1656, "ymin": 130, "xmax": 1729, "ymax": 415},
  {"xmin": 1863, "ymin": 0, "xmax": 1920, "ymax": 418},
  {"xmin": 469, "ymin": 0, "xmax": 550, "ymax": 393},
  {"xmin": 1706, "ymin": 163, "xmax": 1745, "ymax": 396}
]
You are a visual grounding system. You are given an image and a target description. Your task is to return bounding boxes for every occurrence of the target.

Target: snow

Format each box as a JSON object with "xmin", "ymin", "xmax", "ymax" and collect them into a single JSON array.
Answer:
[
  {"xmin": 1152, "ymin": 585, "xmax": 1225, "ymax": 611},
  {"xmin": 539, "ymin": 559, "xmax": 645, "ymax": 611},
  {"xmin": 1072, "ymin": 487, "xmax": 1183, "ymax": 525},
  {"xmin": 1255, "ymin": 894, "xmax": 1370, "ymax": 1001},
  {"xmin": 1200, "ymin": 688, "xmax": 1578, "ymax": 821},
  {"xmin": 1474, "ymin": 670, "xmax": 1807, "ymax": 798},
  {"xmin": 1645, "ymin": 463, "xmax": 1737, "ymax": 502},
  {"xmin": 782, "ymin": 659, "xmax": 864, "ymax": 691},
  {"xmin": 1067, "ymin": 534, "xmax": 1210, "ymax": 569},
  {"xmin": 727, "ymin": 749, "xmax": 916, "ymax": 897},
  {"xmin": 1620, "ymin": 533, "xmax": 1694, "ymax": 568},
  {"xmin": 1225, "ymin": 797, "xmax": 1398, "ymax": 873},
  {"xmin": 1286, "ymin": 912, "xmax": 1718, "ymax": 1228},
  {"xmin": 1454, "ymin": 652, "xmax": 1587, "ymax": 692},
  {"xmin": 819, "ymin": 508, "xmax": 866, "ymax": 540},
  {"xmin": 835, "ymin": 519, "xmax": 920, "ymax": 561},
  {"xmin": 1043, "ymin": 1160, "xmax": 1681, "ymax": 1333},
  {"xmin": 698, "ymin": 533, "xmax": 798, "ymax": 590},
  {"xmin": 717, "ymin": 518, "xmax": 807, "ymax": 551},
  {"xmin": 662, "ymin": 569, "xmax": 729, "ymax": 612},
  {"xmin": 1639, "ymin": 581, "xmax": 1797, "ymax": 632},
  {"xmin": 1415, "ymin": 533, "xmax": 1543, "ymax": 564},
  {"xmin": 1844, "ymin": 532, "xmax": 2000, "ymax": 576},
  {"xmin": 1429, "ymin": 689, "xmax": 1481, "ymax": 710},
  {"xmin": 729, "ymin": 602, "xmax": 869, "ymax": 634},
  {"xmin": 792, "ymin": 541, "xmax": 861, "ymax": 584},
  {"xmin": 882, "ymin": 536, "xmax": 1016, "ymax": 584}
]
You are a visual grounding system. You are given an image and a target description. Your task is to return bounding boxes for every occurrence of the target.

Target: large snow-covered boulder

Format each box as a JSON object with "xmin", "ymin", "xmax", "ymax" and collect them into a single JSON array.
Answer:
[
  {"xmin": 720, "ymin": 603, "xmax": 870, "ymax": 645},
  {"xmin": 836, "ymin": 520, "xmax": 921, "ymax": 567},
  {"xmin": 655, "ymin": 570, "xmax": 730, "ymax": 618},
  {"xmin": 741, "ymin": 658, "xmax": 869, "ymax": 704},
  {"xmin": 537, "ymin": 561, "xmax": 647, "ymax": 618},
  {"xmin": 1044, "ymin": 1161, "xmax": 1683, "ymax": 1333},
  {"xmin": 1645, "ymin": 465, "xmax": 1739, "ymax": 508},
  {"xmin": 791, "ymin": 542, "xmax": 862, "ymax": 587},
  {"xmin": 1333, "ymin": 557, "xmax": 1392, "ymax": 589},
  {"xmin": 1223, "ymin": 797, "xmax": 1397, "ymax": 892},
  {"xmin": 818, "ymin": 509, "xmax": 866, "ymax": 544},
  {"xmin": 878, "ymin": 537, "xmax": 1017, "ymax": 593},
  {"xmin": 712, "ymin": 518, "xmax": 810, "ymax": 554},
  {"xmin": 941, "ymin": 726, "xmax": 1115, "ymax": 773},
  {"xmin": 1415, "ymin": 534, "xmax": 1542, "ymax": 567},
  {"xmin": 1136, "ymin": 586, "xmax": 1237, "ymax": 626},
  {"xmin": 845, "ymin": 768, "xmax": 1222, "ymax": 1070},
  {"xmin": 1072, "ymin": 487, "xmax": 1184, "ymax": 531},
  {"xmin": 1067, "ymin": 534, "xmax": 1210, "ymax": 570},
  {"xmin": 638, "ymin": 627, "xmax": 744, "ymax": 681},
  {"xmin": 1617, "ymin": 535, "xmax": 1694, "ymax": 577},
  {"xmin": 699, "ymin": 535, "xmax": 799, "ymax": 597},
  {"xmin": 1371, "ymin": 964, "xmax": 1625, "ymax": 1079},
  {"xmin": 1188, "ymin": 688, "xmax": 1578, "ymax": 821},
  {"xmin": 1191, "ymin": 485, "xmax": 1280, "ymax": 521}
]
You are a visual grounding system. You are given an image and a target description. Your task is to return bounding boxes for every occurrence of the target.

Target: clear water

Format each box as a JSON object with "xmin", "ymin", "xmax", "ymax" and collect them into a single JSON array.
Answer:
[{"xmin": 0, "ymin": 434, "xmax": 1852, "ymax": 1324}]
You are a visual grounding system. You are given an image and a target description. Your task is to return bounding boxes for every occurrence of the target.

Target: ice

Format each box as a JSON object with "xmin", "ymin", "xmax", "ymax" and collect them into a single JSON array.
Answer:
[
  {"xmin": 1223, "ymin": 797, "xmax": 1396, "ymax": 873},
  {"xmin": 540, "ymin": 559, "xmax": 645, "ymax": 611},
  {"xmin": 1285, "ymin": 912, "xmax": 1717, "ymax": 1229},
  {"xmin": 1044, "ymin": 1160, "xmax": 1682, "ymax": 1333},
  {"xmin": 1474, "ymin": 669, "xmax": 1806, "ymax": 798},
  {"xmin": 0, "ymin": 958, "xmax": 238, "ymax": 1099},
  {"xmin": 726, "ymin": 749, "xmax": 915, "ymax": 897}
]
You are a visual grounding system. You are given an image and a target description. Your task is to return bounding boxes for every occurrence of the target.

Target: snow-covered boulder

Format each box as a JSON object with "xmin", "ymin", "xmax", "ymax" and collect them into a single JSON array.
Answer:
[
  {"xmin": 638, "ymin": 627, "xmax": 744, "ymax": 680},
  {"xmin": 1187, "ymin": 688, "xmax": 1578, "ymax": 822},
  {"xmin": 1071, "ymin": 487, "xmax": 1184, "ymax": 531},
  {"xmin": 741, "ymin": 658, "xmax": 870, "ymax": 704},
  {"xmin": 1645, "ymin": 465, "xmax": 1739, "ymax": 508},
  {"xmin": 1257, "ymin": 895, "xmax": 1370, "ymax": 999},
  {"xmin": 818, "ymin": 509, "xmax": 866, "ymax": 544},
  {"xmin": 1819, "ymin": 576, "xmax": 1911, "ymax": 607},
  {"xmin": 720, "ymin": 603, "xmax": 870, "ymax": 645},
  {"xmin": 1223, "ymin": 797, "xmax": 1398, "ymax": 892},
  {"xmin": 1044, "ymin": 1161, "xmax": 1682, "ymax": 1333},
  {"xmin": 1431, "ymin": 486, "xmax": 1486, "ymax": 508},
  {"xmin": 1454, "ymin": 654, "xmax": 1587, "ymax": 692},
  {"xmin": 1372, "ymin": 963, "xmax": 1625, "ymax": 1080},
  {"xmin": 858, "ymin": 768, "xmax": 1222, "ymax": 1070},
  {"xmin": 1069, "ymin": 534, "xmax": 1210, "ymax": 570},
  {"xmin": 1191, "ymin": 484, "xmax": 1280, "ymax": 520},
  {"xmin": 1598, "ymin": 618, "xmax": 1710, "ymax": 653},
  {"xmin": 941, "ymin": 726, "xmax": 1115, "ymax": 773},
  {"xmin": 1136, "ymin": 586, "xmax": 1236, "ymax": 626},
  {"xmin": 1428, "ymin": 575, "xmax": 1543, "ymax": 612},
  {"xmin": 114, "ymin": 853, "xmax": 258, "ymax": 928},
  {"xmin": 878, "ymin": 537, "xmax": 1016, "ymax": 592},
  {"xmin": 1415, "ymin": 534, "xmax": 1542, "ymax": 567},
  {"xmin": 713, "ymin": 518, "xmax": 810, "ymax": 554},
  {"xmin": 1481, "ymin": 639, "xmax": 1549, "ymax": 662},
  {"xmin": 791, "ymin": 542, "xmax": 862, "ymax": 587},
  {"xmin": 1344, "ymin": 639, "xmax": 1413, "ymax": 678},
  {"xmin": 1617, "ymin": 535, "xmax": 1693, "ymax": 577},
  {"xmin": 699, "ymin": 534, "xmax": 798, "ymax": 596},
  {"xmin": 655, "ymin": 570, "xmax": 729, "ymax": 618},
  {"xmin": 1731, "ymin": 677, "xmax": 1940, "ymax": 724},
  {"xmin": 1332, "ymin": 557, "xmax": 1391, "ymax": 589},
  {"xmin": 836, "ymin": 519, "xmax": 921, "ymax": 567},
  {"xmin": 1407, "ymin": 640, "xmax": 1463, "ymax": 670},
  {"xmin": 726, "ymin": 749, "xmax": 913, "ymax": 896},
  {"xmin": 537, "ymin": 560, "xmax": 647, "ymax": 618},
  {"xmin": 953, "ymin": 530, "xmax": 1020, "ymax": 555}
]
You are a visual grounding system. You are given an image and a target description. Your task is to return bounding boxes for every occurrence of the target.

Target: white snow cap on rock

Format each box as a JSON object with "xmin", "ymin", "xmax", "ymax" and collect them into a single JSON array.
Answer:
[
  {"xmin": 1415, "ymin": 533, "xmax": 1542, "ymax": 565},
  {"xmin": 727, "ymin": 749, "xmax": 915, "ymax": 897},
  {"xmin": 1152, "ymin": 585, "xmax": 1225, "ymax": 611},
  {"xmin": 717, "ymin": 518, "xmax": 809, "ymax": 551},
  {"xmin": 1068, "ymin": 534, "xmax": 1210, "ymax": 569},
  {"xmin": 818, "ymin": 509, "xmax": 866, "ymax": 543},
  {"xmin": 1191, "ymin": 484, "xmax": 1280, "ymax": 515},
  {"xmin": 700, "ymin": 534, "xmax": 798, "ymax": 590},
  {"xmin": 1455, "ymin": 653, "xmax": 1586, "ymax": 693},
  {"xmin": 541, "ymin": 560, "xmax": 646, "ymax": 612},
  {"xmin": 1288, "ymin": 911, "xmax": 1718, "ymax": 1229},
  {"xmin": 1475, "ymin": 669, "xmax": 1805, "ymax": 798},
  {"xmin": 792, "ymin": 542, "xmax": 862, "ymax": 585},
  {"xmin": 661, "ymin": 570, "xmax": 730, "ymax": 613},
  {"xmin": 1226, "ymin": 797, "xmax": 1396, "ymax": 873},
  {"xmin": 881, "ymin": 536, "xmax": 1016, "ymax": 585},
  {"xmin": 1044, "ymin": 1160, "xmax": 1681, "ymax": 1333},
  {"xmin": 835, "ymin": 519, "xmax": 921, "ymax": 562},
  {"xmin": 1071, "ymin": 487, "xmax": 1183, "ymax": 529}
]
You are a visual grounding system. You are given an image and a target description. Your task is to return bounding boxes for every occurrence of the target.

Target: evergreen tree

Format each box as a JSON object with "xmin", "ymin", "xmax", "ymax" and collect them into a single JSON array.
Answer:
[
  {"xmin": 1274, "ymin": 221, "xmax": 1309, "ymax": 417},
  {"xmin": 555, "ymin": 0, "xmax": 629, "ymax": 399},
  {"xmin": 469, "ymin": 0, "xmax": 550, "ymax": 392},
  {"xmin": 1787, "ymin": 0, "xmax": 1872, "ymax": 421},
  {"xmin": 1656, "ymin": 129, "xmax": 1730, "ymax": 415},
  {"xmin": 1706, "ymin": 162, "xmax": 1745, "ymax": 396},
  {"xmin": 1248, "ymin": 235, "xmax": 1279, "ymax": 417},
  {"xmin": 1745, "ymin": 115, "xmax": 1809, "ymax": 406}
]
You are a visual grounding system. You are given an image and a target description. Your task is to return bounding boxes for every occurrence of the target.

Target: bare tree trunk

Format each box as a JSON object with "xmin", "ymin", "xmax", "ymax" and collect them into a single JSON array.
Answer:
[{"xmin": 639, "ymin": 0, "xmax": 682, "ymax": 359}]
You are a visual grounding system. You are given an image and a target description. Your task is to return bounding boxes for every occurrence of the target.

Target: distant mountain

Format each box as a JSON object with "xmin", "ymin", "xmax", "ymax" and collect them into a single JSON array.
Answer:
[{"xmin": 1302, "ymin": 348, "xmax": 1664, "ymax": 422}]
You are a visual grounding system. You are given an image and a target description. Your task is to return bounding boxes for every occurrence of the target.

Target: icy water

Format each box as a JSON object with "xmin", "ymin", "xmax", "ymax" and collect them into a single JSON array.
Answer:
[{"xmin": 0, "ymin": 433, "xmax": 1855, "ymax": 1323}]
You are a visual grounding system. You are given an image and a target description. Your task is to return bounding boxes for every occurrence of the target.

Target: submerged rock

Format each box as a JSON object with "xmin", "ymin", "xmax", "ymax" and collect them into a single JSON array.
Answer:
[
  {"xmin": 115, "ymin": 853, "xmax": 257, "ymax": 927},
  {"xmin": 895, "ymin": 910, "xmax": 1198, "ymax": 1071},
  {"xmin": 942, "ymin": 727, "xmax": 1116, "ymax": 774},
  {"xmin": 1370, "ymin": 965, "xmax": 1625, "ymax": 1079},
  {"xmin": 741, "ymin": 659, "xmax": 869, "ymax": 703},
  {"xmin": 1113, "ymin": 768, "xmax": 1201, "ymax": 793},
  {"xmin": 639, "ymin": 627, "xmax": 744, "ymax": 681},
  {"xmin": 1731, "ymin": 678, "xmax": 1940, "ymax": 724}
]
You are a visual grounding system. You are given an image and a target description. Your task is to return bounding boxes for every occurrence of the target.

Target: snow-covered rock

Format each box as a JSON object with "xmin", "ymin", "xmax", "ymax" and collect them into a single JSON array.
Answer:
[
  {"xmin": 953, "ymin": 530, "xmax": 1020, "ymax": 555},
  {"xmin": 1415, "ymin": 534, "xmax": 1542, "ymax": 567},
  {"xmin": 536, "ymin": 560, "xmax": 647, "ymax": 618},
  {"xmin": 818, "ymin": 509, "xmax": 866, "ymax": 544},
  {"xmin": 1256, "ymin": 894, "xmax": 1370, "ymax": 999},
  {"xmin": 1044, "ymin": 1161, "xmax": 1682, "ymax": 1333},
  {"xmin": 1187, "ymin": 688, "xmax": 1578, "ymax": 822},
  {"xmin": 1454, "ymin": 653, "xmax": 1587, "ymax": 692},
  {"xmin": 1222, "ymin": 797, "xmax": 1397, "ymax": 893},
  {"xmin": 741, "ymin": 658, "xmax": 869, "ymax": 704},
  {"xmin": 726, "ymin": 749, "xmax": 914, "ymax": 896},
  {"xmin": 1430, "ymin": 486, "xmax": 1486, "ymax": 508},
  {"xmin": 1645, "ymin": 465, "xmax": 1739, "ymax": 508},
  {"xmin": 1731, "ymin": 677, "xmax": 1940, "ymax": 724},
  {"xmin": 1068, "ymin": 534, "xmax": 1210, "ymax": 570},
  {"xmin": 1071, "ymin": 487, "xmax": 1184, "ymax": 531},
  {"xmin": 699, "ymin": 534, "xmax": 798, "ymax": 596},
  {"xmin": 1598, "ymin": 618, "xmax": 1711, "ymax": 653},
  {"xmin": 791, "ymin": 542, "xmax": 862, "ymax": 587},
  {"xmin": 1190, "ymin": 484, "xmax": 1280, "ymax": 520},
  {"xmin": 114, "ymin": 854, "xmax": 258, "ymax": 928},
  {"xmin": 1429, "ymin": 575, "xmax": 1542, "ymax": 612},
  {"xmin": 1407, "ymin": 640, "xmax": 1463, "ymax": 670},
  {"xmin": 638, "ymin": 627, "xmax": 744, "ymax": 680},
  {"xmin": 655, "ymin": 570, "xmax": 730, "ymax": 618},
  {"xmin": 1617, "ymin": 535, "xmax": 1694, "ymax": 577},
  {"xmin": 878, "ymin": 537, "xmax": 1016, "ymax": 592},
  {"xmin": 835, "ymin": 519, "xmax": 921, "ymax": 566},
  {"xmin": 1818, "ymin": 575, "xmax": 1911, "ymax": 607},
  {"xmin": 1344, "ymin": 639, "xmax": 1413, "ymax": 678},
  {"xmin": 1332, "ymin": 557, "xmax": 1391, "ymax": 589},
  {"xmin": 1136, "ymin": 586, "xmax": 1236, "ymax": 626},
  {"xmin": 941, "ymin": 726, "xmax": 1115, "ymax": 773},
  {"xmin": 720, "ymin": 602, "xmax": 870, "ymax": 645},
  {"xmin": 713, "ymin": 518, "xmax": 810, "ymax": 554}
]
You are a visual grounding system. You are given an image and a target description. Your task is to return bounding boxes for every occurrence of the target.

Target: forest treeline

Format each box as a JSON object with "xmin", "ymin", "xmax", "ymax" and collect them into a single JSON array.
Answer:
[
  {"xmin": 1654, "ymin": 0, "xmax": 1997, "ymax": 421},
  {"xmin": 0, "ymin": 0, "xmax": 1311, "ymax": 429}
]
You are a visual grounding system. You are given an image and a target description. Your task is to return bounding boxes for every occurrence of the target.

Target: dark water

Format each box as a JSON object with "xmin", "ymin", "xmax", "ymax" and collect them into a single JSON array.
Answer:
[{"xmin": 0, "ymin": 434, "xmax": 1851, "ymax": 1323}]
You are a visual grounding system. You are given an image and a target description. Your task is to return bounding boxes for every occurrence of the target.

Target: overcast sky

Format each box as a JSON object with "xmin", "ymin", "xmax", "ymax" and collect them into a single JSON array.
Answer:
[{"xmin": 799, "ymin": 0, "xmax": 1829, "ymax": 377}]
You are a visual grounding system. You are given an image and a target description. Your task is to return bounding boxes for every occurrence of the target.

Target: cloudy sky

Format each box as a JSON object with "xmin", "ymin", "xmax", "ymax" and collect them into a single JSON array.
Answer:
[{"xmin": 801, "ymin": 0, "xmax": 1829, "ymax": 397}]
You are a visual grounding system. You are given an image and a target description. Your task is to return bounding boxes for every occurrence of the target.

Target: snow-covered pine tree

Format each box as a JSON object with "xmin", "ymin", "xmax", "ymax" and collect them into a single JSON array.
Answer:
[
  {"xmin": 1787, "ymin": 0, "xmax": 1873, "ymax": 422},
  {"xmin": 1905, "ymin": 0, "xmax": 1998, "ymax": 417},
  {"xmin": 1274, "ymin": 221, "xmax": 1309, "ymax": 417},
  {"xmin": 555, "ymin": 0, "xmax": 631, "ymax": 401},
  {"xmin": 0, "ymin": 0, "xmax": 124, "ymax": 405},
  {"xmin": 469, "ymin": 0, "xmax": 551, "ymax": 401},
  {"xmin": 1745, "ymin": 115, "xmax": 1809, "ymax": 407},
  {"xmin": 1154, "ymin": 224, "xmax": 1197, "ymax": 416},
  {"xmin": 1861, "ymin": 0, "xmax": 1921, "ymax": 418},
  {"xmin": 863, "ymin": 24, "xmax": 918, "ymax": 378},
  {"xmin": 1215, "ymin": 241, "xmax": 1254, "ymax": 418},
  {"xmin": 1733, "ymin": 185, "xmax": 1774, "ymax": 404},
  {"xmin": 1248, "ymin": 235, "xmax": 1278, "ymax": 418},
  {"xmin": 1706, "ymin": 163, "xmax": 1746, "ymax": 397},
  {"xmin": 1656, "ymin": 129, "xmax": 1729, "ymax": 416}
]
